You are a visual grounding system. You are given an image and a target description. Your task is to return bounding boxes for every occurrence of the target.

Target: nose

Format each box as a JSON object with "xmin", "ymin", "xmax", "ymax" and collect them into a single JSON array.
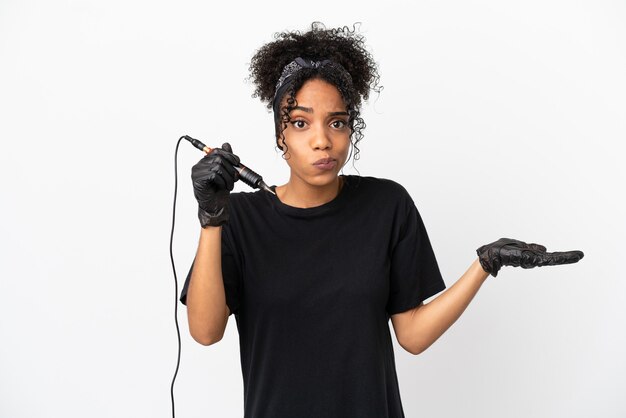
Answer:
[{"xmin": 311, "ymin": 126, "xmax": 332, "ymax": 150}]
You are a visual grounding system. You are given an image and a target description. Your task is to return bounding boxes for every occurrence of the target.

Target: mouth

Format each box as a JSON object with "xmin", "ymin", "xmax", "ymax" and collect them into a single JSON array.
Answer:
[
  {"xmin": 312, "ymin": 157, "xmax": 337, "ymax": 171},
  {"xmin": 313, "ymin": 157, "xmax": 336, "ymax": 165}
]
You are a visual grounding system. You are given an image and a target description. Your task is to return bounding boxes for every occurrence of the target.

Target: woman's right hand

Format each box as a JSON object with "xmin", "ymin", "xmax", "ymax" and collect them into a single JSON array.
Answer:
[{"xmin": 191, "ymin": 142, "xmax": 241, "ymax": 227}]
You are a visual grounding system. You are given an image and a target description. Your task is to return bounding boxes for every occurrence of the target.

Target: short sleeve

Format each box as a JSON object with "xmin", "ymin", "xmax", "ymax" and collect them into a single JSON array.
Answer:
[
  {"xmin": 179, "ymin": 225, "xmax": 243, "ymax": 316},
  {"xmin": 386, "ymin": 198, "xmax": 446, "ymax": 316}
]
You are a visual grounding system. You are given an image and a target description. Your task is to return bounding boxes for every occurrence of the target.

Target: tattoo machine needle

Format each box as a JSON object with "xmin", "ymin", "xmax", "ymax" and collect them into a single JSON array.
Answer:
[{"xmin": 183, "ymin": 135, "xmax": 276, "ymax": 196}]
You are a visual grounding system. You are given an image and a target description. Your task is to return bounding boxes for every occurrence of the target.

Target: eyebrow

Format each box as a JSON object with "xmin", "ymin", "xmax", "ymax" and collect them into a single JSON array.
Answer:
[{"xmin": 291, "ymin": 106, "xmax": 349, "ymax": 117}]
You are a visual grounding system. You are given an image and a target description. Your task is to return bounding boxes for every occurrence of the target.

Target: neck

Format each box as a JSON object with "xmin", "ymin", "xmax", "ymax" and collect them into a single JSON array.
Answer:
[{"xmin": 276, "ymin": 176, "xmax": 344, "ymax": 209}]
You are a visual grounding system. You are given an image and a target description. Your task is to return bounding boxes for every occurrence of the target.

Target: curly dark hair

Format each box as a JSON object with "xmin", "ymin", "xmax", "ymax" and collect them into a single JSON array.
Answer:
[{"xmin": 247, "ymin": 22, "xmax": 382, "ymax": 162}]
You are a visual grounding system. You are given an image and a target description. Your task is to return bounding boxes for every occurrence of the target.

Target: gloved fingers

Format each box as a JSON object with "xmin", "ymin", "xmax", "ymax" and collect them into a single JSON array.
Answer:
[
  {"xmin": 191, "ymin": 143, "xmax": 240, "ymax": 187},
  {"xmin": 192, "ymin": 153, "xmax": 238, "ymax": 190},
  {"xmin": 209, "ymin": 170, "xmax": 227, "ymax": 190},
  {"xmin": 198, "ymin": 142, "xmax": 239, "ymax": 166},
  {"xmin": 191, "ymin": 153, "xmax": 220, "ymax": 180},
  {"xmin": 206, "ymin": 162, "xmax": 237, "ymax": 190},
  {"xmin": 213, "ymin": 142, "xmax": 241, "ymax": 167},
  {"xmin": 517, "ymin": 242, "xmax": 548, "ymax": 269},
  {"xmin": 540, "ymin": 250, "xmax": 585, "ymax": 266},
  {"xmin": 211, "ymin": 162, "xmax": 236, "ymax": 191},
  {"xmin": 527, "ymin": 243, "xmax": 547, "ymax": 252},
  {"xmin": 518, "ymin": 249, "xmax": 547, "ymax": 269},
  {"xmin": 518, "ymin": 249, "xmax": 584, "ymax": 269},
  {"xmin": 208, "ymin": 152, "xmax": 240, "ymax": 183}
]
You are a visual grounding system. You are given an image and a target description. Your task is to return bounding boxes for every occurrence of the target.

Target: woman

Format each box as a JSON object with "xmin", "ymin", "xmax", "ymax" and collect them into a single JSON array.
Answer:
[{"xmin": 180, "ymin": 22, "xmax": 584, "ymax": 418}]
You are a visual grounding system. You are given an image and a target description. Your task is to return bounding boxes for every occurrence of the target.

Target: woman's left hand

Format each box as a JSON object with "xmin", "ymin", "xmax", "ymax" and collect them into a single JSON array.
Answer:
[{"xmin": 476, "ymin": 238, "xmax": 584, "ymax": 277}]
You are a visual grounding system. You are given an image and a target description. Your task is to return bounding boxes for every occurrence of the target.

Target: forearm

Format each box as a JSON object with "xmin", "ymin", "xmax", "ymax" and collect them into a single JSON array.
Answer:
[
  {"xmin": 186, "ymin": 226, "xmax": 229, "ymax": 345},
  {"xmin": 405, "ymin": 258, "xmax": 490, "ymax": 354}
]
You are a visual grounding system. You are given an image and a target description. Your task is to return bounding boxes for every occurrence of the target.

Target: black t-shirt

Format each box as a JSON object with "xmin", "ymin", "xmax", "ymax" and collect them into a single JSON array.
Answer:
[{"xmin": 180, "ymin": 175, "xmax": 446, "ymax": 418}]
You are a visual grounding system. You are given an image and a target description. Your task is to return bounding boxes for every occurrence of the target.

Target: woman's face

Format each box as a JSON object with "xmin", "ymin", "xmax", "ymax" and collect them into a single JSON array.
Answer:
[{"xmin": 278, "ymin": 78, "xmax": 352, "ymax": 188}]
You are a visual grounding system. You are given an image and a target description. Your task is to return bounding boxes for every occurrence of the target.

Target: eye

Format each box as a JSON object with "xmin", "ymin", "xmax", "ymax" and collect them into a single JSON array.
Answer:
[
  {"xmin": 290, "ymin": 119, "xmax": 307, "ymax": 129},
  {"xmin": 331, "ymin": 120, "xmax": 348, "ymax": 129}
]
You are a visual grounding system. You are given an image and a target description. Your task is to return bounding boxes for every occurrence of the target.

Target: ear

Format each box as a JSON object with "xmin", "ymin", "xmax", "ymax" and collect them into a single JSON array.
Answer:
[{"xmin": 276, "ymin": 134, "xmax": 285, "ymax": 151}]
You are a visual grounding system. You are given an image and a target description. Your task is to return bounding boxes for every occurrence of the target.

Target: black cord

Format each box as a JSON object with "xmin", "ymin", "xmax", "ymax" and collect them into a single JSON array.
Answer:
[{"xmin": 169, "ymin": 136, "xmax": 185, "ymax": 418}]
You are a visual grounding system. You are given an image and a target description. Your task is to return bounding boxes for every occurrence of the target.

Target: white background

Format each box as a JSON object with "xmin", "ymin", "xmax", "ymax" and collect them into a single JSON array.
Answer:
[{"xmin": 1, "ymin": 1, "xmax": 624, "ymax": 417}]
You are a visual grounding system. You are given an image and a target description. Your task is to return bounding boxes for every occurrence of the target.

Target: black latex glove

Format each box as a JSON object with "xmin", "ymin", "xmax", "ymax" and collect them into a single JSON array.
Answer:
[
  {"xmin": 191, "ymin": 142, "xmax": 241, "ymax": 228},
  {"xmin": 476, "ymin": 238, "xmax": 584, "ymax": 277}
]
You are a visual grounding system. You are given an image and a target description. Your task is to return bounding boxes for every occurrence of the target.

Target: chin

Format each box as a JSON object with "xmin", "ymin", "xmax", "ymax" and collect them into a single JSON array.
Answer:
[{"xmin": 303, "ymin": 172, "xmax": 341, "ymax": 187}]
